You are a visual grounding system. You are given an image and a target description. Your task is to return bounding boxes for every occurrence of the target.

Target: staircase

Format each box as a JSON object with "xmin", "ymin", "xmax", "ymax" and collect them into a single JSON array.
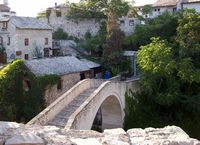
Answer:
[{"xmin": 47, "ymin": 87, "xmax": 98, "ymax": 128}]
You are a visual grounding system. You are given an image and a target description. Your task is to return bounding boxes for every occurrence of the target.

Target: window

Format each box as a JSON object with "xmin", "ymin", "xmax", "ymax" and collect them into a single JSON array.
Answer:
[
  {"xmin": 7, "ymin": 36, "xmax": 10, "ymax": 45},
  {"xmin": 57, "ymin": 79, "xmax": 63, "ymax": 90},
  {"xmin": 0, "ymin": 37, "xmax": 3, "ymax": 45},
  {"xmin": 45, "ymin": 38, "xmax": 48, "ymax": 45},
  {"xmin": 173, "ymin": 8, "xmax": 177, "ymax": 12},
  {"xmin": 120, "ymin": 20, "xmax": 125, "ymax": 25},
  {"xmin": 16, "ymin": 51, "xmax": 22, "ymax": 56},
  {"xmin": 158, "ymin": 8, "xmax": 160, "ymax": 12},
  {"xmin": 44, "ymin": 48, "xmax": 49, "ymax": 57},
  {"xmin": 24, "ymin": 54, "xmax": 29, "ymax": 60},
  {"xmin": 154, "ymin": 9, "xmax": 157, "ymax": 11},
  {"xmin": 129, "ymin": 20, "xmax": 134, "ymax": 26},
  {"xmin": 56, "ymin": 10, "xmax": 62, "ymax": 17},
  {"xmin": 23, "ymin": 79, "xmax": 31, "ymax": 92},
  {"xmin": 2, "ymin": 22, "xmax": 8, "ymax": 30},
  {"xmin": 24, "ymin": 38, "xmax": 29, "ymax": 46}
]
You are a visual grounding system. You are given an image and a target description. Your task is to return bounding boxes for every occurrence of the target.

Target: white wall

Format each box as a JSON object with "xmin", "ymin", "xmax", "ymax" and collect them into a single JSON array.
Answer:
[
  {"xmin": 119, "ymin": 17, "xmax": 139, "ymax": 36},
  {"xmin": 13, "ymin": 29, "xmax": 52, "ymax": 60},
  {"xmin": 183, "ymin": 3, "xmax": 200, "ymax": 12}
]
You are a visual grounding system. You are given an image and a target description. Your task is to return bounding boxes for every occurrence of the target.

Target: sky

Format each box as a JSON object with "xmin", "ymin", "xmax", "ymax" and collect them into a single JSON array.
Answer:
[{"xmin": 0, "ymin": 0, "xmax": 157, "ymax": 17}]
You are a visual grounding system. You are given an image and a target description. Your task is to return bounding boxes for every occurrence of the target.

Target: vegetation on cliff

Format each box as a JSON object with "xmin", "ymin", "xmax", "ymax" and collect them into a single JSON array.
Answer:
[{"xmin": 0, "ymin": 59, "xmax": 59, "ymax": 122}]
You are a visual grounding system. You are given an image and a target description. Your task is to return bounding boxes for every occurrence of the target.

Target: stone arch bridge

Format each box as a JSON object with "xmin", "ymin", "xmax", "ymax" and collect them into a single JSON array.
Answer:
[{"xmin": 27, "ymin": 78, "xmax": 139, "ymax": 130}]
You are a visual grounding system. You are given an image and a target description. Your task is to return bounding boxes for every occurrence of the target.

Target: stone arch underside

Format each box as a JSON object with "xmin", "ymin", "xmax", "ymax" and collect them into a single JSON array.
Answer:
[
  {"xmin": 68, "ymin": 82, "xmax": 125, "ymax": 130},
  {"xmin": 92, "ymin": 95, "xmax": 123, "ymax": 130}
]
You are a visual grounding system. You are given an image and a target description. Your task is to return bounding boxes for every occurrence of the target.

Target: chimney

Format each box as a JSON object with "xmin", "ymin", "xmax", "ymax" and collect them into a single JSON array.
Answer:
[
  {"xmin": 3, "ymin": 0, "xmax": 8, "ymax": 6},
  {"xmin": 55, "ymin": 2, "xmax": 57, "ymax": 8}
]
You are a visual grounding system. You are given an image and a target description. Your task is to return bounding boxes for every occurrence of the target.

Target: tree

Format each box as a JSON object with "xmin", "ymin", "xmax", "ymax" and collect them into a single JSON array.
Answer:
[
  {"xmin": 77, "ymin": 21, "xmax": 107, "ymax": 56},
  {"xmin": 176, "ymin": 9, "xmax": 200, "ymax": 83},
  {"xmin": 137, "ymin": 37, "xmax": 178, "ymax": 106},
  {"xmin": 124, "ymin": 10, "xmax": 200, "ymax": 138},
  {"xmin": 67, "ymin": 0, "xmax": 130, "ymax": 70},
  {"xmin": 123, "ymin": 12, "xmax": 178, "ymax": 50},
  {"xmin": 141, "ymin": 4, "xmax": 152, "ymax": 18},
  {"xmin": 53, "ymin": 28, "xmax": 68, "ymax": 40}
]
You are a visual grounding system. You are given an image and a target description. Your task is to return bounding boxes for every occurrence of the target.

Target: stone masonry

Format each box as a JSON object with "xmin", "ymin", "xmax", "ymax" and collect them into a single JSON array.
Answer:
[
  {"xmin": 44, "ymin": 73, "xmax": 81, "ymax": 106},
  {"xmin": 0, "ymin": 121, "xmax": 199, "ymax": 145}
]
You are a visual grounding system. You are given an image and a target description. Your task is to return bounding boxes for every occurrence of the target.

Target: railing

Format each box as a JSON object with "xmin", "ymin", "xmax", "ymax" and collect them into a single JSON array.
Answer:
[{"xmin": 27, "ymin": 79, "xmax": 102, "ymax": 126}]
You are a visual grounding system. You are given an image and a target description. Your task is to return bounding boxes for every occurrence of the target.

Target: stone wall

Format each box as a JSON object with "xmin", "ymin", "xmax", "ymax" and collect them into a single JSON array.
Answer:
[
  {"xmin": 0, "ymin": 121, "xmax": 199, "ymax": 145},
  {"xmin": 44, "ymin": 73, "xmax": 81, "ymax": 106},
  {"xmin": 40, "ymin": 17, "xmax": 100, "ymax": 38},
  {"xmin": 27, "ymin": 79, "xmax": 100, "ymax": 126},
  {"xmin": 39, "ymin": 5, "xmax": 139, "ymax": 38}
]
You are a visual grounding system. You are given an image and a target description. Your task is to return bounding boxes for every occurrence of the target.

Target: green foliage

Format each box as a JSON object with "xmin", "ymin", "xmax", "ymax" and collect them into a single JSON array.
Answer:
[
  {"xmin": 77, "ymin": 21, "xmax": 107, "ymax": 56},
  {"xmin": 138, "ymin": 38, "xmax": 176, "ymax": 76},
  {"xmin": 176, "ymin": 9, "xmax": 200, "ymax": 83},
  {"xmin": 141, "ymin": 4, "xmax": 152, "ymax": 17},
  {"xmin": 124, "ymin": 10, "xmax": 200, "ymax": 139},
  {"xmin": 124, "ymin": 90, "xmax": 200, "ymax": 139},
  {"xmin": 103, "ymin": 29, "xmax": 124, "ymax": 69},
  {"xmin": 66, "ymin": 1, "xmax": 105, "ymax": 20},
  {"xmin": 53, "ymin": 28, "xmax": 68, "ymax": 40},
  {"xmin": 123, "ymin": 12, "xmax": 178, "ymax": 50},
  {"xmin": 0, "ymin": 59, "xmax": 59, "ymax": 122},
  {"xmin": 36, "ymin": 11, "xmax": 46, "ymax": 19},
  {"xmin": 66, "ymin": 0, "xmax": 130, "ymax": 20}
]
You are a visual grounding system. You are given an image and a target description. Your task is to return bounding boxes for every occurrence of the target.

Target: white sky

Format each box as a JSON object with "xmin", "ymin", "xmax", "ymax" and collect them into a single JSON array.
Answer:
[{"xmin": 0, "ymin": 0, "xmax": 157, "ymax": 17}]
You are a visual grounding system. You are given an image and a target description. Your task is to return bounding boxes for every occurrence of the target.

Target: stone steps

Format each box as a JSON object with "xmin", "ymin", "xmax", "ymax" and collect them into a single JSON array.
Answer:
[{"xmin": 47, "ymin": 87, "xmax": 99, "ymax": 128}]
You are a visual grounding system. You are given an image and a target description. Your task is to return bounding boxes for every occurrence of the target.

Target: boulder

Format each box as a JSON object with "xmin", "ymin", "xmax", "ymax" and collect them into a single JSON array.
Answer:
[
  {"xmin": 127, "ymin": 126, "xmax": 200, "ymax": 145},
  {"xmin": 0, "ymin": 122, "xmax": 199, "ymax": 145},
  {"xmin": 0, "ymin": 121, "xmax": 20, "ymax": 135},
  {"xmin": 5, "ymin": 134, "xmax": 44, "ymax": 145}
]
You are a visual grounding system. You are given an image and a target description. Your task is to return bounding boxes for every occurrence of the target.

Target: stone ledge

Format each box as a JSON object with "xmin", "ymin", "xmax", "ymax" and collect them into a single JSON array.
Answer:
[{"xmin": 0, "ymin": 122, "xmax": 199, "ymax": 145}]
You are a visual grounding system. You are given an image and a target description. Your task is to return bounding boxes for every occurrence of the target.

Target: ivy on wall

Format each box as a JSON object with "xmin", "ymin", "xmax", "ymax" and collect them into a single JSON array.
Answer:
[{"xmin": 0, "ymin": 59, "xmax": 59, "ymax": 122}]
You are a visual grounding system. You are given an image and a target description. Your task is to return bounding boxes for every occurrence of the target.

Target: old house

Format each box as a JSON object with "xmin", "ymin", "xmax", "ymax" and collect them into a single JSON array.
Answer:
[
  {"xmin": 181, "ymin": 0, "xmax": 200, "ymax": 12},
  {"xmin": 137, "ymin": 0, "xmax": 200, "ymax": 19},
  {"xmin": 25, "ymin": 56, "xmax": 101, "ymax": 106},
  {"xmin": 0, "ymin": 16, "xmax": 53, "ymax": 63}
]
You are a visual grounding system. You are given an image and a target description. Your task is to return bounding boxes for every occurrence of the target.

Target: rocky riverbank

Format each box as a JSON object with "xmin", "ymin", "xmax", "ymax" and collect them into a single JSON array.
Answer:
[{"xmin": 0, "ymin": 121, "xmax": 199, "ymax": 145}]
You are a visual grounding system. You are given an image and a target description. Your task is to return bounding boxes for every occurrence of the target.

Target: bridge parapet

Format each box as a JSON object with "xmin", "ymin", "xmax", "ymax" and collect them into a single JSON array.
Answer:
[
  {"xmin": 65, "ymin": 79, "xmax": 139, "ymax": 130},
  {"xmin": 27, "ymin": 79, "xmax": 104, "ymax": 126}
]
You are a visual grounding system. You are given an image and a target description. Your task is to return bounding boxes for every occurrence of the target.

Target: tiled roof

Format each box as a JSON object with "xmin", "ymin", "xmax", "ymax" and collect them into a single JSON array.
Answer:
[
  {"xmin": 182, "ymin": 0, "xmax": 200, "ymax": 3},
  {"xmin": 80, "ymin": 59, "xmax": 101, "ymax": 68},
  {"xmin": 25, "ymin": 56, "xmax": 90, "ymax": 76},
  {"xmin": 9, "ymin": 16, "xmax": 52, "ymax": 30},
  {"xmin": 153, "ymin": 0, "xmax": 180, "ymax": 7}
]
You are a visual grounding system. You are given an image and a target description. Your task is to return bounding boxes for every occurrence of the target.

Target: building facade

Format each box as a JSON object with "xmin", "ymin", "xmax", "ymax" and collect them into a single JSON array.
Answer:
[
  {"xmin": 38, "ymin": 3, "xmax": 139, "ymax": 38},
  {"xmin": 25, "ymin": 56, "xmax": 101, "ymax": 106},
  {"xmin": 0, "ymin": 16, "xmax": 53, "ymax": 62},
  {"xmin": 136, "ymin": 0, "xmax": 200, "ymax": 18}
]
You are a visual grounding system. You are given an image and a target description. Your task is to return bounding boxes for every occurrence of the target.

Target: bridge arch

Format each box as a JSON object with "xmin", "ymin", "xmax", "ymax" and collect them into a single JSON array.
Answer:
[
  {"xmin": 92, "ymin": 95, "xmax": 123, "ymax": 131},
  {"xmin": 65, "ymin": 81, "xmax": 126, "ymax": 130}
]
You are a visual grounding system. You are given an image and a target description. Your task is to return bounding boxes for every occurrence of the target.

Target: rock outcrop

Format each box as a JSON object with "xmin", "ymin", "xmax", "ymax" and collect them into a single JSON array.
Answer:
[{"xmin": 0, "ymin": 121, "xmax": 199, "ymax": 145}]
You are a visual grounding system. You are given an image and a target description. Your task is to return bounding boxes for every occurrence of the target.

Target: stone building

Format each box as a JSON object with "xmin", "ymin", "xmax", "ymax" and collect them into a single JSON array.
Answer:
[
  {"xmin": 38, "ymin": 3, "xmax": 139, "ymax": 38},
  {"xmin": 25, "ymin": 56, "xmax": 101, "ymax": 106},
  {"xmin": 181, "ymin": 0, "xmax": 200, "ymax": 12},
  {"xmin": 136, "ymin": 0, "xmax": 200, "ymax": 18},
  {"xmin": 0, "ymin": 0, "xmax": 16, "ymax": 19},
  {"xmin": 0, "ymin": 16, "xmax": 53, "ymax": 62}
]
